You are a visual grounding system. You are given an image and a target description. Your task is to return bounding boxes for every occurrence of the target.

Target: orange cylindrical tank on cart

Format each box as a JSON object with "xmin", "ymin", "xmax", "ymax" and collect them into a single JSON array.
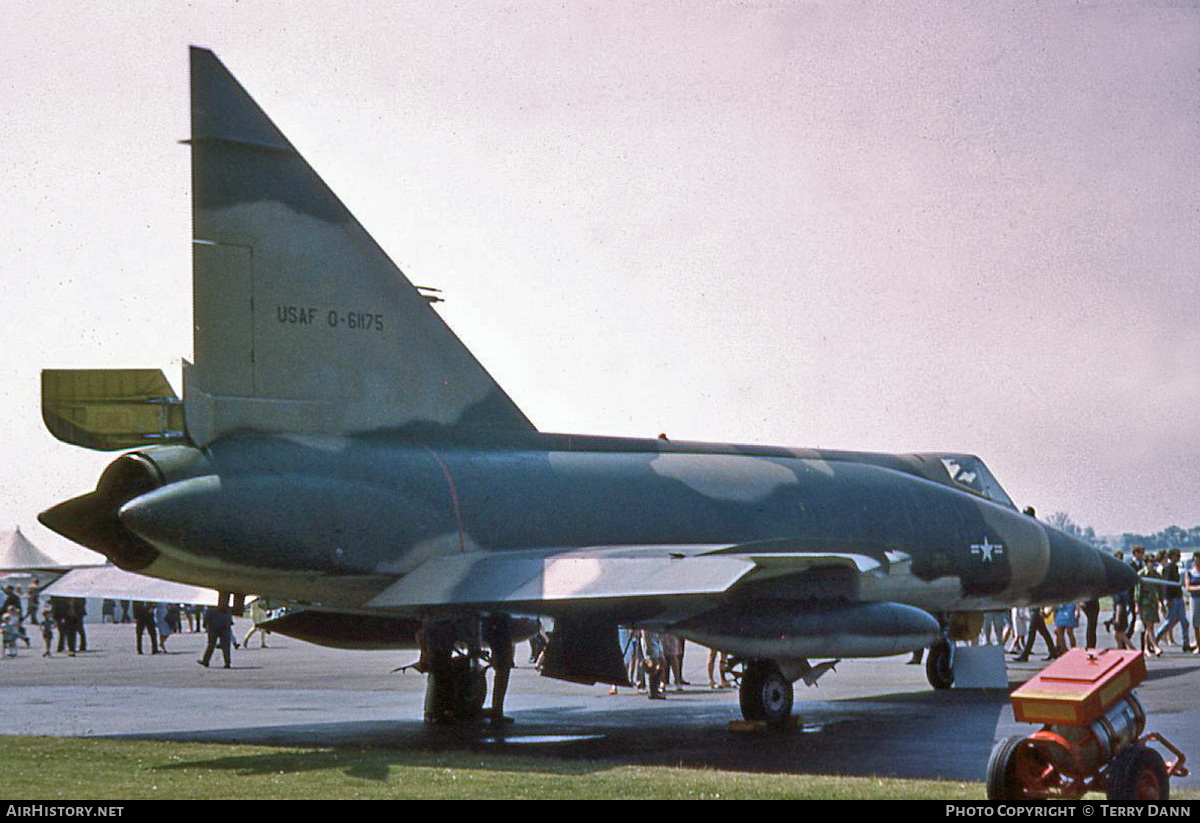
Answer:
[{"xmin": 1011, "ymin": 649, "xmax": 1146, "ymax": 727}]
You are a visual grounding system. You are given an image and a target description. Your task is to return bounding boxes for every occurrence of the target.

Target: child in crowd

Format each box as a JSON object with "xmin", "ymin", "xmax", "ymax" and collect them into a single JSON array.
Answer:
[
  {"xmin": 41, "ymin": 608, "xmax": 54, "ymax": 657},
  {"xmin": 2, "ymin": 608, "xmax": 18, "ymax": 658}
]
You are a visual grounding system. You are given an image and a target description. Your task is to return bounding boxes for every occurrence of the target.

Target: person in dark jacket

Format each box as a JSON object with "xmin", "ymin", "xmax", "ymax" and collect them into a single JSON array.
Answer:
[
  {"xmin": 2, "ymin": 586, "xmax": 21, "ymax": 619},
  {"xmin": 52, "ymin": 597, "xmax": 84, "ymax": 656},
  {"xmin": 133, "ymin": 601, "xmax": 159, "ymax": 655},
  {"xmin": 197, "ymin": 606, "xmax": 233, "ymax": 669}
]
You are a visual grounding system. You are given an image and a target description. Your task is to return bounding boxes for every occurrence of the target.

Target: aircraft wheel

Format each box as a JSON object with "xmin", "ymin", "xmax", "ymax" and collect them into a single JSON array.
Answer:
[
  {"xmin": 926, "ymin": 639, "xmax": 954, "ymax": 690},
  {"xmin": 425, "ymin": 655, "xmax": 487, "ymax": 723},
  {"xmin": 739, "ymin": 660, "xmax": 793, "ymax": 727},
  {"xmin": 1107, "ymin": 744, "xmax": 1169, "ymax": 802},
  {"xmin": 449, "ymin": 655, "xmax": 488, "ymax": 719}
]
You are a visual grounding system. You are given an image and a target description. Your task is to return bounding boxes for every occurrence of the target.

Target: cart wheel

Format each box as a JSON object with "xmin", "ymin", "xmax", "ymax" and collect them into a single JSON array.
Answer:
[
  {"xmin": 986, "ymin": 735, "xmax": 1080, "ymax": 800},
  {"xmin": 926, "ymin": 639, "xmax": 954, "ymax": 690},
  {"xmin": 1107, "ymin": 744, "xmax": 1170, "ymax": 802},
  {"xmin": 739, "ymin": 660, "xmax": 793, "ymax": 728},
  {"xmin": 987, "ymin": 736, "xmax": 1029, "ymax": 800}
]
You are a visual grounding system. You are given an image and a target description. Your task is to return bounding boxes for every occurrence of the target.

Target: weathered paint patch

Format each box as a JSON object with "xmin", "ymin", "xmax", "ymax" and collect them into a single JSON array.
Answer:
[
  {"xmin": 542, "ymin": 557, "xmax": 604, "ymax": 598},
  {"xmin": 801, "ymin": 458, "xmax": 837, "ymax": 477},
  {"xmin": 374, "ymin": 532, "xmax": 479, "ymax": 575},
  {"xmin": 649, "ymin": 453, "xmax": 798, "ymax": 502},
  {"xmin": 278, "ymin": 434, "xmax": 352, "ymax": 453}
]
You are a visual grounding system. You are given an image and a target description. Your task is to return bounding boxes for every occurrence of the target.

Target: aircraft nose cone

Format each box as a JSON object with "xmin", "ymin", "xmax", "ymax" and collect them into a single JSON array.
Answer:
[
  {"xmin": 1032, "ymin": 528, "xmax": 1124, "ymax": 603},
  {"xmin": 1100, "ymin": 550, "xmax": 1138, "ymax": 595}
]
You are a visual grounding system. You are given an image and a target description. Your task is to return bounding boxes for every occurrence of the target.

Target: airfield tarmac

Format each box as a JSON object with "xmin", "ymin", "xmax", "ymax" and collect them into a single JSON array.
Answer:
[{"xmin": 1, "ymin": 622, "xmax": 1198, "ymax": 789}]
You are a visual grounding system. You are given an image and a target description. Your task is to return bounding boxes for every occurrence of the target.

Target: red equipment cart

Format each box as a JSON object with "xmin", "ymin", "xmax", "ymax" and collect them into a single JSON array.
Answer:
[{"xmin": 987, "ymin": 648, "xmax": 1188, "ymax": 800}]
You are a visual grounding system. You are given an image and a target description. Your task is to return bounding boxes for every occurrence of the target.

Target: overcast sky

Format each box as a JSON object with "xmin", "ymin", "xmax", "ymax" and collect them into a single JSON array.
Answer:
[{"xmin": 2, "ymin": 1, "xmax": 1197, "ymax": 556}]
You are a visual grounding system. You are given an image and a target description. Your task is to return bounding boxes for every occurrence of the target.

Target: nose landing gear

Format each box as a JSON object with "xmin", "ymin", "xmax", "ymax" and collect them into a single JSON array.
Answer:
[{"xmin": 925, "ymin": 638, "xmax": 955, "ymax": 690}]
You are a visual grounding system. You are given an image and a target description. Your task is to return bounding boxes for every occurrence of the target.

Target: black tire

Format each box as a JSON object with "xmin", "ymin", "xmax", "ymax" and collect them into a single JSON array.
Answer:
[
  {"xmin": 451, "ymin": 656, "xmax": 488, "ymax": 718},
  {"xmin": 926, "ymin": 639, "xmax": 955, "ymax": 690},
  {"xmin": 739, "ymin": 660, "xmax": 793, "ymax": 727},
  {"xmin": 986, "ymin": 736, "xmax": 1030, "ymax": 800},
  {"xmin": 426, "ymin": 656, "xmax": 487, "ymax": 722},
  {"xmin": 1107, "ymin": 744, "xmax": 1170, "ymax": 801},
  {"xmin": 986, "ymin": 735, "xmax": 1080, "ymax": 799}
]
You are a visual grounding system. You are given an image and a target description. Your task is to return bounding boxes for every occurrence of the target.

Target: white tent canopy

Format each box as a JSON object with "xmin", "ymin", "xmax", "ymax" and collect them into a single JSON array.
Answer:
[
  {"xmin": 0, "ymin": 526, "xmax": 97, "ymax": 572},
  {"xmin": 42, "ymin": 565, "xmax": 220, "ymax": 606}
]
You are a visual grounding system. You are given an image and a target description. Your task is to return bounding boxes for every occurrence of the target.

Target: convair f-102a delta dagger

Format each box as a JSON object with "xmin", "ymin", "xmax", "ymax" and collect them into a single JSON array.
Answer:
[{"xmin": 39, "ymin": 48, "xmax": 1136, "ymax": 728}]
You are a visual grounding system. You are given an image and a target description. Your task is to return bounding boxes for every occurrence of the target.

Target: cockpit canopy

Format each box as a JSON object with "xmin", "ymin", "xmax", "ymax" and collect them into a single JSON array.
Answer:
[{"xmin": 931, "ymin": 454, "xmax": 1015, "ymax": 508}]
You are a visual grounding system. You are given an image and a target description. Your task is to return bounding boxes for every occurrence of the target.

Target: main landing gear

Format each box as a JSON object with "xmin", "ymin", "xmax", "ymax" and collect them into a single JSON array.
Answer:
[
  {"xmin": 417, "ymin": 617, "xmax": 490, "ymax": 724},
  {"xmin": 725, "ymin": 656, "xmax": 840, "ymax": 729},
  {"xmin": 738, "ymin": 660, "xmax": 794, "ymax": 727},
  {"xmin": 424, "ymin": 650, "xmax": 488, "ymax": 724}
]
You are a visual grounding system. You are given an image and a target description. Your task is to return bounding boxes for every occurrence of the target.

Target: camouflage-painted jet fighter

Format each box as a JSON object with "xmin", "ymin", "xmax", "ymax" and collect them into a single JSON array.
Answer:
[{"xmin": 40, "ymin": 49, "xmax": 1135, "ymax": 727}]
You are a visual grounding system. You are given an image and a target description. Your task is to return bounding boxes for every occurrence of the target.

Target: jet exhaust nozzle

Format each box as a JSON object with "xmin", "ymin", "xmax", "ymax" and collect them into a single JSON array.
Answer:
[{"xmin": 38, "ymin": 453, "xmax": 165, "ymax": 571}]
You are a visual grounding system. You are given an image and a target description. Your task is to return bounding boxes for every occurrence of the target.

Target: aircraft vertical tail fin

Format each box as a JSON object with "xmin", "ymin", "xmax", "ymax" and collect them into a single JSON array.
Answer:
[{"xmin": 185, "ymin": 47, "xmax": 533, "ymax": 445}]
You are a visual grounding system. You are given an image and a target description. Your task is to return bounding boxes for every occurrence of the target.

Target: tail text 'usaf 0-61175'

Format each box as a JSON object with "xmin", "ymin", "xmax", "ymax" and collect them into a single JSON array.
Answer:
[{"xmin": 40, "ymin": 49, "xmax": 1135, "ymax": 727}]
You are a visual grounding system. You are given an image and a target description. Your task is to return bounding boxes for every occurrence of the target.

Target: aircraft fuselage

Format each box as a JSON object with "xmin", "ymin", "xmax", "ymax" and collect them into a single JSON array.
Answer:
[{"xmin": 44, "ymin": 429, "xmax": 1128, "ymax": 626}]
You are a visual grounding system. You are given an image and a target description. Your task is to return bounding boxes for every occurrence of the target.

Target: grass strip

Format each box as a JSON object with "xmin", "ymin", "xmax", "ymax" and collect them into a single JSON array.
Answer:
[
  {"xmin": 2, "ymin": 736, "xmax": 981, "ymax": 800},
  {"xmin": 5, "ymin": 736, "xmax": 1196, "ymax": 800}
]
